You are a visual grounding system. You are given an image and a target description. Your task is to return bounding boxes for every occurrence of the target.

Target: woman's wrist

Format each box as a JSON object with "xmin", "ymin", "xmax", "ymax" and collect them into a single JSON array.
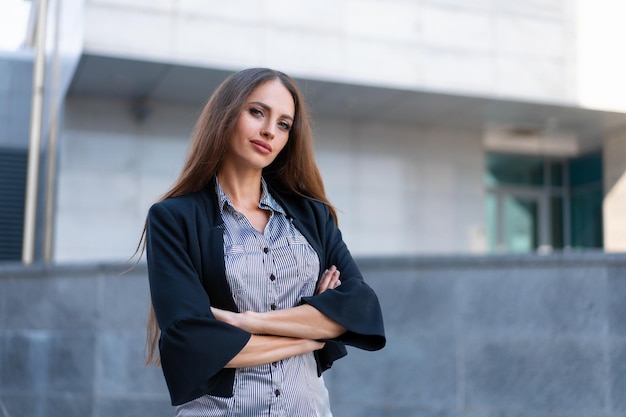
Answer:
[{"xmin": 241, "ymin": 310, "xmax": 264, "ymax": 334}]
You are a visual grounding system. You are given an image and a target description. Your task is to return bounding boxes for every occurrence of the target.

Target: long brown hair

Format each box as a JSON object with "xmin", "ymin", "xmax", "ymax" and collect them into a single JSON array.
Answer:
[{"xmin": 142, "ymin": 68, "xmax": 336, "ymax": 365}]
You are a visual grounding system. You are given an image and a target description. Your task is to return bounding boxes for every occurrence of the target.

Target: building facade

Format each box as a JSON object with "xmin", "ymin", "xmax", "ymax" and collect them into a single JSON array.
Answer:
[{"xmin": 2, "ymin": 0, "xmax": 626, "ymax": 262}]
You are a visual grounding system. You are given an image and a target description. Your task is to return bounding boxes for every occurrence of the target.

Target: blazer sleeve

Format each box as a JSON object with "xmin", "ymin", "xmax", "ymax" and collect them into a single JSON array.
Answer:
[
  {"xmin": 146, "ymin": 201, "xmax": 251, "ymax": 405},
  {"xmin": 301, "ymin": 204, "xmax": 386, "ymax": 352}
]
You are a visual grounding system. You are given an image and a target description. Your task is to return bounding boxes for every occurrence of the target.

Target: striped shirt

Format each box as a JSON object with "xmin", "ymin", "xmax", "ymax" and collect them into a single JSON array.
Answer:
[{"xmin": 175, "ymin": 178, "xmax": 333, "ymax": 417}]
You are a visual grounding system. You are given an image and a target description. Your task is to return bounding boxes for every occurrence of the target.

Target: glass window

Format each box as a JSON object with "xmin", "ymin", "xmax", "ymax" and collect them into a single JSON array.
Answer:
[
  {"xmin": 486, "ymin": 154, "xmax": 543, "ymax": 187},
  {"xmin": 569, "ymin": 153, "xmax": 602, "ymax": 186},
  {"xmin": 550, "ymin": 196, "xmax": 564, "ymax": 249},
  {"xmin": 503, "ymin": 195, "xmax": 538, "ymax": 253},
  {"xmin": 568, "ymin": 152, "xmax": 603, "ymax": 248},
  {"xmin": 486, "ymin": 193, "xmax": 498, "ymax": 252},
  {"xmin": 549, "ymin": 162, "xmax": 564, "ymax": 187},
  {"xmin": 570, "ymin": 187, "xmax": 603, "ymax": 248},
  {"xmin": 485, "ymin": 152, "xmax": 602, "ymax": 253}
]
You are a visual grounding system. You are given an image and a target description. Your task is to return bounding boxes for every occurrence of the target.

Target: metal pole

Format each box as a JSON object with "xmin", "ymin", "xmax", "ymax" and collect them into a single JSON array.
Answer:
[
  {"xmin": 22, "ymin": 0, "xmax": 49, "ymax": 265},
  {"xmin": 42, "ymin": 0, "xmax": 62, "ymax": 263},
  {"xmin": 42, "ymin": 99, "xmax": 59, "ymax": 264}
]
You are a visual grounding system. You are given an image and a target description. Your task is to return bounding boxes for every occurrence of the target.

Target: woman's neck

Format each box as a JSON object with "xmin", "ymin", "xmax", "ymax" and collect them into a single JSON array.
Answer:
[{"xmin": 217, "ymin": 167, "xmax": 263, "ymax": 211}]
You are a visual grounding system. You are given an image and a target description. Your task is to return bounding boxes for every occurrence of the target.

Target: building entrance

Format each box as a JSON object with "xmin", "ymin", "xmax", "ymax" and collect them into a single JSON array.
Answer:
[
  {"xmin": 488, "ymin": 190, "xmax": 546, "ymax": 253},
  {"xmin": 485, "ymin": 152, "xmax": 603, "ymax": 253}
]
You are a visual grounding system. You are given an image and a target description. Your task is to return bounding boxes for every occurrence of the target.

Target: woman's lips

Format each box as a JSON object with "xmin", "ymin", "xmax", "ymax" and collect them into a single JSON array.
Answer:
[{"xmin": 250, "ymin": 140, "xmax": 272, "ymax": 154}]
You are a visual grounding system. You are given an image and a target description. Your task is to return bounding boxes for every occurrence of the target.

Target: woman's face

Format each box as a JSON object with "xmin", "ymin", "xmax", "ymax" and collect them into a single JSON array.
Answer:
[{"xmin": 224, "ymin": 79, "xmax": 295, "ymax": 172}]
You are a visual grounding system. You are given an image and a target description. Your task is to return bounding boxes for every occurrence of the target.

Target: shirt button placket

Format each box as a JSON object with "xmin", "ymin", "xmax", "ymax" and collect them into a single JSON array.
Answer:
[
  {"xmin": 268, "ymin": 274, "xmax": 277, "ymax": 311},
  {"xmin": 264, "ymin": 241, "xmax": 278, "ymax": 315}
]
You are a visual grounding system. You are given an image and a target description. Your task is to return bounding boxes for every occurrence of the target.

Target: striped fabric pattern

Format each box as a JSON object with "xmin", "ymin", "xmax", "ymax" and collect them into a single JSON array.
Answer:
[{"xmin": 175, "ymin": 178, "xmax": 332, "ymax": 417}]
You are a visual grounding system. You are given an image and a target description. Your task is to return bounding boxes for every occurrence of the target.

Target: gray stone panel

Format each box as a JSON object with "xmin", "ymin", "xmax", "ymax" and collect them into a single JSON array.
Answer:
[
  {"xmin": 1, "ymin": 256, "xmax": 625, "ymax": 417},
  {"xmin": 367, "ymin": 269, "xmax": 457, "ymax": 337},
  {"xmin": 1, "ymin": 331, "xmax": 95, "ymax": 393},
  {"xmin": 331, "ymin": 403, "xmax": 457, "ymax": 417},
  {"xmin": 101, "ymin": 272, "xmax": 152, "ymax": 330},
  {"xmin": 3, "ymin": 276, "xmax": 98, "ymax": 330},
  {"xmin": 460, "ymin": 266, "xmax": 607, "ymax": 336},
  {"xmin": 465, "ymin": 337, "xmax": 605, "ymax": 413},
  {"xmin": 610, "ymin": 338, "xmax": 626, "ymax": 413},
  {"xmin": 461, "ymin": 411, "xmax": 588, "ymax": 417},
  {"xmin": 329, "ymin": 333, "xmax": 456, "ymax": 409},
  {"xmin": 608, "ymin": 266, "xmax": 626, "ymax": 336},
  {"xmin": 98, "ymin": 331, "xmax": 169, "ymax": 396},
  {"xmin": 0, "ymin": 393, "xmax": 93, "ymax": 417},
  {"xmin": 0, "ymin": 334, "xmax": 3, "ymax": 394},
  {"xmin": 0, "ymin": 278, "xmax": 5, "ymax": 328},
  {"xmin": 96, "ymin": 397, "xmax": 173, "ymax": 417}
]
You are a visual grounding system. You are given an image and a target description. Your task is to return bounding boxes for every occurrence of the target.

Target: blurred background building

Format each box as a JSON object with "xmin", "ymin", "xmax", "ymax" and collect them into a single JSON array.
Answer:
[{"xmin": 2, "ymin": 0, "xmax": 626, "ymax": 416}]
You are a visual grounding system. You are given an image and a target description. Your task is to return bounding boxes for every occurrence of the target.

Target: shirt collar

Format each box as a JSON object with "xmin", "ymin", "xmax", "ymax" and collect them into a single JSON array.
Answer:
[{"xmin": 215, "ymin": 177, "xmax": 286, "ymax": 216}]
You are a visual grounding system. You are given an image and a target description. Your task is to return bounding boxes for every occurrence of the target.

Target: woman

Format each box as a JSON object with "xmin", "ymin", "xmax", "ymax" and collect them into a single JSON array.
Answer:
[{"xmin": 144, "ymin": 68, "xmax": 385, "ymax": 416}]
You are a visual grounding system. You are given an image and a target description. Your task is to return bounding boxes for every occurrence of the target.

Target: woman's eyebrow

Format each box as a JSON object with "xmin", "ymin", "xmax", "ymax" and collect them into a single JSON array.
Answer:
[{"xmin": 248, "ymin": 101, "xmax": 294, "ymax": 121}]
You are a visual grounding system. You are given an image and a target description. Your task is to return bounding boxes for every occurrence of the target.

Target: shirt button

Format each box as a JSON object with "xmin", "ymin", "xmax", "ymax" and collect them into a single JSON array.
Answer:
[
  {"xmin": 270, "ymin": 303, "xmax": 277, "ymax": 310},
  {"xmin": 275, "ymin": 389, "xmax": 281, "ymax": 397},
  {"xmin": 263, "ymin": 247, "xmax": 269, "ymax": 253},
  {"xmin": 272, "ymin": 361, "xmax": 278, "ymax": 367},
  {"xmin": 270, "ymin": 274, "xmax": 276, "ymax": 281}
]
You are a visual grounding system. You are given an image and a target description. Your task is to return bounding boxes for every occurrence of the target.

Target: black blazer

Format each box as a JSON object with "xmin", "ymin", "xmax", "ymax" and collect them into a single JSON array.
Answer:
[{"xmin": 146, "ymin": 179, "xmax": 385, "ymax": 406}]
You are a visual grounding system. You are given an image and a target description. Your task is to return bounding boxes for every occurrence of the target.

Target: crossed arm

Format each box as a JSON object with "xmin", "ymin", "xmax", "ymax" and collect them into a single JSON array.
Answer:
[{"xmin": 211, "ymin": 265, "xmax": 346, "ymax": 368}]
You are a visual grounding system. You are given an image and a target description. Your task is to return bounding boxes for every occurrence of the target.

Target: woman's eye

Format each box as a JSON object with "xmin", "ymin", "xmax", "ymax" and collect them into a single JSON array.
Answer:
[
  {"xmin": 278, "ymin": 121, "xmax": 291, "ymax": 130},
  {"xmin": 249, "ymin": 108, "xmax": 263, "ymax": 116}
]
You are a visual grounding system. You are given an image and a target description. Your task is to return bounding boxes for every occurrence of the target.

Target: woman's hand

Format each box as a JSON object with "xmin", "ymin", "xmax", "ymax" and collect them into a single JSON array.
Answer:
[
  {"xmin": 224, "ymin": 335, "xmax": 325, "ymax": 368},
  {"xmin": 212, "ymin": 302, "xmax": 345, "ymax": 340},
  {"xmin": 210, "ymin": 266, "xmax": 346, "ymax": 340},
  {"xmin": 316, "ymin": 265, "xmax": 341, "ymax": 294},
  {"xmin": 211, "ymin": 306, "xmax": 237, "ymax": 326},
  {"xmin": 211, "ymin": 309, "xmax": 327, "ymax": 368},
  {"xmin": 211, "ymin": 307, "xmax": 258, "ymax": 333}
]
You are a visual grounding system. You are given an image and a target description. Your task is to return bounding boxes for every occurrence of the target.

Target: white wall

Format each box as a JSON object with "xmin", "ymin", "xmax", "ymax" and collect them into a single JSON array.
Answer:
[
  {"xmin": 81, "ymin": 0, "xmax": 577, "ymax": 106},
  {"xmin": 603, "ymin": 128, "xmax": 626, "ymax": 252},
  {"xmin": 315, "ymin": 118, "xmax": 485, "ymax": 255},
  {"xmin": 56, "ymin": 97, "xmax": 485, "ymax": 262},
  {"xmin": 55, "ymin": 98, "xmax": 197, "ymax": 262},
  {"xmin": 576, "ymin": 0, "xmax": 626, "ymax": 113}
]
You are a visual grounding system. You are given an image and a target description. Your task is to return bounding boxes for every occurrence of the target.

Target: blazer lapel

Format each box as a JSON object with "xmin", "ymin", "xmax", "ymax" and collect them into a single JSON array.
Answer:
[{"xmin": 198, "ymin": 180, "xmax": 239, "ymax": 312}]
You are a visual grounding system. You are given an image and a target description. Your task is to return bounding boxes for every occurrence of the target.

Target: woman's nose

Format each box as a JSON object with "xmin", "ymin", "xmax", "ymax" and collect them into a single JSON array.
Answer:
[{"xmin": 261, "ymin": 125, "xmax": 275, "ymax": 139}]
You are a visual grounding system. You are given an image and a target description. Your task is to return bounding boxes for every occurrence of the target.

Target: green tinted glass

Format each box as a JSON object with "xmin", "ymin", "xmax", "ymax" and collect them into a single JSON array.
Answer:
[{"xmin": 486, "ymin": 154, "xmax": 543, "ymax": 187}]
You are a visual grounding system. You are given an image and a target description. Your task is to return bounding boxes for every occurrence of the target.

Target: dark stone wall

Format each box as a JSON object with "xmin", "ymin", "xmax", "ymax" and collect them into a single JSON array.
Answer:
[
  {"xmin": 331, "ymin": 254, "xmax": 626, "ymax": 417},
  {"xmin": 1, "ymin": 253, "xmax": 625, "ymax": 417},
  {"xmin": 0, "ymin": 263, "xmax": 170, "ymax": 417}
]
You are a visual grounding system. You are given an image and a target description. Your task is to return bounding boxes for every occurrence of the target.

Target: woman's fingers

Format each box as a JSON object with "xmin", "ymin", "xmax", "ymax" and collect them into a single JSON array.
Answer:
[
  {"xmin": 211, "ymin": 306, "xmax": 239, "ymax": 327},
  {"xmin": 317, "ymin": 265, "xmax": 341, "ymax": 294}
]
